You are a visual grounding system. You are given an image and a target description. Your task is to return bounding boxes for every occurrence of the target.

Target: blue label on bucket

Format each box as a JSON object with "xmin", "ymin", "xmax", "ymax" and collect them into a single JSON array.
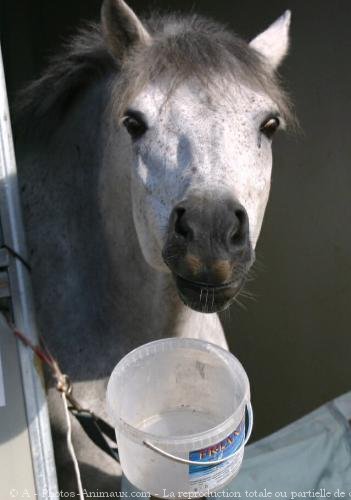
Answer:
[{"xmin": 189, "ymin": 417, "xmax": 245, "ymax": 487}]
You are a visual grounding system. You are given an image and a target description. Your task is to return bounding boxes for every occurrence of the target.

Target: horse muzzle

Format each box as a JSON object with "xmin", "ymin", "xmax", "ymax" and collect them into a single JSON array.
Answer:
[{"xmin": 162, "ymin": 190, "xmax": 254, "ymax": 313}]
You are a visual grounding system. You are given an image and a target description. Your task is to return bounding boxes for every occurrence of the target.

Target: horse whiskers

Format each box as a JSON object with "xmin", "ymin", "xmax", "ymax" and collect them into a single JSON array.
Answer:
[
  {"xmin": 244, "ymin": 275, "xmax": 256, "ymax": 283},
  {"xmin": 199, "ymin": 288, "xmax": 204, "ymax": 306},
  {"xmin": 238, "ymin": 295, "xmax": 257, "ymax": 305},
  {"xmin": 221, "ymin": 304, "xmax": 232, "ymax": 322},
  {"xmin": 238, "ymin": 289, "xmax": 257, "ymax": 301},
  {"xmin": 251, "ymin": 257, "xmax": 266, "ymax": 274},
  {"xmin": 204, "ymin": 287, "xmax": 209, "ymax": 312},
  {"xmin": 198, "ymin": 287, "xmax": 210, "ymax": 313},
  {"xmin": 233, "ymin": 297, "xmax": 247, "ymax": 311}
]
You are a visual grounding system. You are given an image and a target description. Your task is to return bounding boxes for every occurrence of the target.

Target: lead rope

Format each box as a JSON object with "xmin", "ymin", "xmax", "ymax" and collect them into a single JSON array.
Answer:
[
  {"xmin": 12, "ymin": 325, "xmax": 86, "ymax": 497},
  {"xmin": 61, "ymin": 391, "xmax": 85, "ymax": 499},
  {"xmin": 6, "ymin": 320, "xmax": 120, "ymax": 496}
]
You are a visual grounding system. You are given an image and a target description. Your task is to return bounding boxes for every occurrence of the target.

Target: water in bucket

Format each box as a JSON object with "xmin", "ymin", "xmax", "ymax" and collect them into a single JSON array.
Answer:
[{"xmin": 107, "ymin": 338, "xmax": 252, "ymax": 498}]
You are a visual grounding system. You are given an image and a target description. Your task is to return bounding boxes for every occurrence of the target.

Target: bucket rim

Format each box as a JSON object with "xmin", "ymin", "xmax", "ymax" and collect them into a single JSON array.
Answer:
[{"xmin": 106, "ymin": 338, "xmax": 250, "ymax": 447}]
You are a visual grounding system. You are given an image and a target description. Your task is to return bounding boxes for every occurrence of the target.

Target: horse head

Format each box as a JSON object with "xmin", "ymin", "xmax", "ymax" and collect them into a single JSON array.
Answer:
[{"xmin": 102, "ymin": 0, "xmax": 293, "ymax": 313}]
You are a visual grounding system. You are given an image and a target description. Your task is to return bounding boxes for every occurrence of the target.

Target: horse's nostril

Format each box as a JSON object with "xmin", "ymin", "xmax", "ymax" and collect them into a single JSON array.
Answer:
[
  {"xmin": 230, "ymin": 209, "xmax": 247, "ymax": 245},
  {"xmin": 174, "ymin": 207, "xmax": 189, "ymax": 238},
  {"xmin": 235, "ymin": 209, "xmax": 246, "ymax": 226}
]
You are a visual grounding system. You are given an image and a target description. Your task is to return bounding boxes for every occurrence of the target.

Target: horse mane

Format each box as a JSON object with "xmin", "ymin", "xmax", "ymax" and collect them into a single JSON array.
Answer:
[
  {"xmin": 16, "ymin": 23, "xmax": 115, "ymax": 128},
  {"xmin": 17, "ymin": 13, "xmax": 296, "ymax": 133}
]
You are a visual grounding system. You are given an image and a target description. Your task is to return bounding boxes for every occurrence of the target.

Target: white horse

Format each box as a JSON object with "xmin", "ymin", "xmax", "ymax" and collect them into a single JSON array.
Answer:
[{"xmin": 16, "ymin": 0, "xmax": 294, "ymax": 492}]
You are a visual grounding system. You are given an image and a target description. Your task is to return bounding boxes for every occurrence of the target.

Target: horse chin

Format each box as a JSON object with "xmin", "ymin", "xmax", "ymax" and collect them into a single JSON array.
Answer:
[{"xmin": 174, "ymin": 274, "xmax": 243, "ymax": 314}]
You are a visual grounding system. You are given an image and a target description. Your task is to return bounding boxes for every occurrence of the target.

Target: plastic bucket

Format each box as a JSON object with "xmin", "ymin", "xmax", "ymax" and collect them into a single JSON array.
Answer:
[{"xmin": 107, "ymin": 338, "xmax": 252, "ymax": 498}]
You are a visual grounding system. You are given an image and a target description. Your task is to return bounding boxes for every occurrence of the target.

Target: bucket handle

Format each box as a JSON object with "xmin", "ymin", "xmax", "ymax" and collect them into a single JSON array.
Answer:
[{"xmin": 143, "ymin": 402, "xmax": 253, "ymax": 466}]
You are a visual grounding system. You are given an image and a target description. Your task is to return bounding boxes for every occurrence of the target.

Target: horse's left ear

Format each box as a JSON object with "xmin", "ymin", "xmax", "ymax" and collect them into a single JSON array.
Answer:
[
  {"xmin": 101, "ymin": 0, "xmax": 151, "ymax": 62},
  {"xmin": 250, "ymin": 10, "xmax": 291, "ymax": 70}
]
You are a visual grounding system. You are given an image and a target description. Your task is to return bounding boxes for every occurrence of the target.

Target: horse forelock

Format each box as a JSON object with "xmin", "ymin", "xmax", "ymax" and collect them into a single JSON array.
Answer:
[
  {"xmin": 114, "ymin": 14, "xmax": 295, "ymax": 127},
  {"xmin": 17, "ymin": 13, "xmax": 296, "ymax": 136}
]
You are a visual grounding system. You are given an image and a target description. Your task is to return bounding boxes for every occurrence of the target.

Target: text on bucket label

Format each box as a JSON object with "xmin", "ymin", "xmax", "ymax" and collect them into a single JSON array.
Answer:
[{"xmin": 189, "ymin": 417, "xmax": 245, "ymax": 491}]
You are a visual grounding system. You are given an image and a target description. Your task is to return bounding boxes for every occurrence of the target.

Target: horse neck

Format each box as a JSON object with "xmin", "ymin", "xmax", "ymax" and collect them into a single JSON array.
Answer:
[{"xmin": 17, "ymin": 79, "xmax": 118, "ymax": 341}]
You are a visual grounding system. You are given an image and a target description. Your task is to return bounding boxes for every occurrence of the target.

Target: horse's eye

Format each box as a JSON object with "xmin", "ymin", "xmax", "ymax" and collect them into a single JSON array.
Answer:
[
  {"xmin": 122, "ymin": 111, "xmax": 147, "ymax": 140},
  {"xmin": 260, "ymin": 116, "xmax": 280, "ymax": 139}
]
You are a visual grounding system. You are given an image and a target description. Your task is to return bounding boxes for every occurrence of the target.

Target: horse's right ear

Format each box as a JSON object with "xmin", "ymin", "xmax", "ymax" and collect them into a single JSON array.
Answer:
[{"xmin": 101, "ymin": 0, "xmax": 151, "ymax": 62}]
